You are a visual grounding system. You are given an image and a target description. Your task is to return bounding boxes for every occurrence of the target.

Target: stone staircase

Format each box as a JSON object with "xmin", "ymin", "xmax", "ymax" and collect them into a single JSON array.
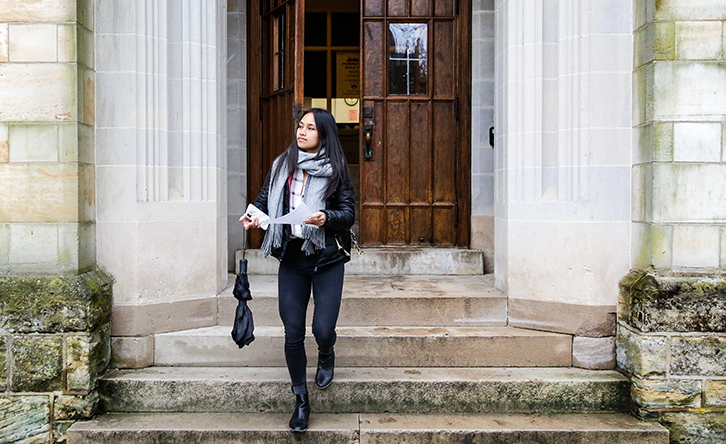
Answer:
[{"xmin": 67, "ymin": 252, "xmax": 668, "ymax": 443}]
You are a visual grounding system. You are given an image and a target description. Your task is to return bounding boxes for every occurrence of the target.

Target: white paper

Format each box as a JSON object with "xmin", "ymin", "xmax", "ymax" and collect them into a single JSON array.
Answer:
[
  {"xmin": 242, "ymin": 204, "xmax": 271, "ymax": 230},
  {"xmin": 268, "ymin": 201, "xmax": 315, "ymax": 226}
]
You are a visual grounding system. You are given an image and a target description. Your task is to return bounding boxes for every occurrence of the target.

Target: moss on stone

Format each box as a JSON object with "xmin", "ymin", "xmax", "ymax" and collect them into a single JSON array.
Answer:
[
  {"xmin": 0, "ymin": 269, "xmax": 111, "ymax": 334},
  {"xmin": 620, "ymin": 271, "xmax": 726, "ymax": 333},
  {"xmin": 0, "ymin": 337, "xmax": 5, "ymax": 391},
  {"xmin": 0, "ymin": 396, "xmax": 50, "ymax": 443},
  {"xmin": 11, "ymin": 336, "xmax": 63, "ymax": 392},
  {"xmin": 654, "ymin": 22, "xmax": 675, "ymax": 60},
  {"xmin": 66, "ymin": 324, "xmax": 111, "ymax": 392},
  {"xmin": 53, "ymin": 391, "xmax": 100, "ymax": 421}
]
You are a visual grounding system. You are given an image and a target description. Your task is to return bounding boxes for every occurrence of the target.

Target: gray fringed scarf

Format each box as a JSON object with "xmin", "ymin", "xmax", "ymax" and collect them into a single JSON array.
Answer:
[{"xmin": 261, "ymin": 149, "xmax": 332, "ymax": 256}]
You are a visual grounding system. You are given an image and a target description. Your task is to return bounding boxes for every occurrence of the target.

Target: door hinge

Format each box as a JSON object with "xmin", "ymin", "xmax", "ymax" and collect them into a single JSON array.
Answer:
[{"xmin": 454, "ymin": 97, "xmax": 459, "ymax": 120}]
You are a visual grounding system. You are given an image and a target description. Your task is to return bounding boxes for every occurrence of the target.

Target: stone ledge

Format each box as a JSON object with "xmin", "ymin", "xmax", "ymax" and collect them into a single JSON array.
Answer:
[
  {"xmin": 619, "ymin": 270, "xmax": 726, "ymax": 333},
  {"xmin": 0, "ymin": 269, "xmax": 111, "ymax": 334}
]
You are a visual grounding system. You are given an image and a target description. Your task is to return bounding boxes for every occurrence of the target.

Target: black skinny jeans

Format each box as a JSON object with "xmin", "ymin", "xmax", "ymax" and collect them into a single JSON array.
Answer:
[{"xmin": 278, "ymin": 238, "xmax": 344, "ymax": 395}]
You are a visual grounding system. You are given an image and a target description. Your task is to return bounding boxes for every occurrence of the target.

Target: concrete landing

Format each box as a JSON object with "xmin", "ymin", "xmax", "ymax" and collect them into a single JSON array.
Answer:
[
  {"xmin": 154, "ymin": 325, "xmax": 572, "ymax": 367},
  {"xmin": 236, "ymin": 248, "xmax": 485, "ymax": 275},
  {"xmin": 99, "ymin": 366, "xmax": 629, "ymax": 414},
  {"xmin": 67, "ymin": 412, "xmax": 669, "ymax": 444},
  {"xmin": 219, "ymin": 274, "xmax": 507, "ymax": 327}
]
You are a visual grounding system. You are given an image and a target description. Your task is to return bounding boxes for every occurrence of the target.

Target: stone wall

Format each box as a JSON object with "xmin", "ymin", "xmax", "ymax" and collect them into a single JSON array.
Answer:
[
  {"xmin": 0, "ymin": 271, "xmax": 112, "ymax": 443},
  {"xmin": 0, "ymin": 0, "xmax": 95, "ymax": 275},
  {"xmin": 618, "ymin": 271, "xmax": 726, "ymax": 443}
]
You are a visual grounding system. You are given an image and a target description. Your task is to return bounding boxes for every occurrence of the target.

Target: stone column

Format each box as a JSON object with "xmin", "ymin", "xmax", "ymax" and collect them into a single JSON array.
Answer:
[
  {"xmin": 0, "ymin": 1, "xmax": 112, "ymax": 442},
  {"xmin": 621, "ymin": 0, "xmax": 726, "ymax": 440},
  {"xmin": 95, "ymin": 0, "xmax": 228, "ymax": 367},
  {"xmin": 494, "ymin": 0, "xmax": 632, "ymax": 368}
]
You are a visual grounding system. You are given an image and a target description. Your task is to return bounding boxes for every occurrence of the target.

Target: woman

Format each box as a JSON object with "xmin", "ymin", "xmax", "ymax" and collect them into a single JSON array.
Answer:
[{"xmin": 242, "ymin": 108, "xmax": 355, "ymax": 432}]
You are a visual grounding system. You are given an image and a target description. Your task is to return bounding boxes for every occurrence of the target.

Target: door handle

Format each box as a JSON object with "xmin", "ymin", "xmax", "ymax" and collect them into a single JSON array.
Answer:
[{"xmin": 364, "ymin": 125, "xmax": 373, "ymax": 160}]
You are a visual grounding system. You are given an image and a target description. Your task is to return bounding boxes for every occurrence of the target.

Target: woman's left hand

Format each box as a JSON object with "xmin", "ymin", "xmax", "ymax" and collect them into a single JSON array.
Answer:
[{"xmin": 304, "ymin": 211, "xmax": 326, "ymax": 227}]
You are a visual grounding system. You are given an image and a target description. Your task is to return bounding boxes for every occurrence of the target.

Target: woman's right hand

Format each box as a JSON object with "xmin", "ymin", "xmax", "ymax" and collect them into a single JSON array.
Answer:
[{"xmin": 240, "ymin": 214, "xmax": 261, "ymax": 230}]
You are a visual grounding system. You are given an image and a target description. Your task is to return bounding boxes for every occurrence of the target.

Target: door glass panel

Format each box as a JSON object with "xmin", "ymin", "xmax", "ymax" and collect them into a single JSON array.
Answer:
[
  {"xmin": 388, "ymin": 23, "xmax": 427, "ymax": 95},
  {"xmin": 332, "ymin": 13, "xmax": 360, "ymax": 46}
]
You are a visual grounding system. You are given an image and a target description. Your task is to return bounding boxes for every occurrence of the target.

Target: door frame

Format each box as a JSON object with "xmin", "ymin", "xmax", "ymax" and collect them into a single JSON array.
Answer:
[{"xmin": 247, "ymin": 0, "xmax": 472, "ymax": 248}]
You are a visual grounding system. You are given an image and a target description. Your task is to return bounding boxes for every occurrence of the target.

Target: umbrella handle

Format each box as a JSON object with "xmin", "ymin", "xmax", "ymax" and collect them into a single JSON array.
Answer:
[{"xmin": 242, "ymin": 226, "xmax": 247, "ymax": 260}]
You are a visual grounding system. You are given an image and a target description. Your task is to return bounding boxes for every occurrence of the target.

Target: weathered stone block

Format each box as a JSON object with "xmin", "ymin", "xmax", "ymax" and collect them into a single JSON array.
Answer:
[
  {"xmin": 572, "ymin": 336, "xmax": 615, "ymax": 370},
  {"xmin": 0, "ymin": 396, "xmax": 50, "ymax": 443},
  {"xmin": 10, "ymin": 223, "xmax": 59, "ymax": 266},
  {"xmin": 0, "ymin": 124, "xmax": 8, "ymax": 163},
  {"xmin": 652, "ymin": 122, "xmax": 673, "ymax": 162},
  {"xmin": 654, "ymin": 22, "xmax": 675, "ymax": 60},
  {"xmin": 0, "ymin": 63, "xmax": 76, "ymax": 122},
  {"xmin": 54, "ymin": 391, "xmax": 100, "ymax": 421},
  {"xmin": 675, "ymin": 21, "xmax": 723, "ymax": 60},
  {"xmin": 653, "ymin": 62, "xmax": 726, "ymax": 121},
  {"xmin": 672, "ymin": 336, "xmax": 726, "ymax": 376},
  {"xmin": 8, "ymin": 124, "xmax": 60, "ymax": 163},
  {"xmin": 662, "ymin": 412, "xmax": 726, "ymax": 444},
  {"xmin": 0, "ymin": 336, "xmax": 6, "ymax": 391},
  {"xmin": 705, "ymin": 380, "xmax": 726, "ymax": 407},
  {"xmin": 59, "ymin": 24, "xmax": 76, "ymax": 63},
  {"xmin": 111, "ymin": 335, "xmax": 154, "ymax": 369},
  {"xmin": 9, "ymin": 24, "xmax": 58, "ymax": 62},
  {"xmin": 0, "ymin": 164, "xmax": 80, "ymax": 224},
  {"xmin": 616, "ymin": 325, "xmax": 667, "ymax": 376},
  {"xmin": 0, "ymin": 270, "xmax": 112, "ymax": 334},
  {"xmin": 672, "ymin": 225, "xmax": 721, "ymax": 270},
  {"xmin": 11, "ymin": 336, "xmax": 63, "ymax": 392},
  {"xmin": 66, "ymin": 325, "xmax": 112, "ymax": 392},
  {"xmin": 655, "ymin": 0, "xmax": 726, "ymax": 21},
  {"xmin": 54, "ymin": 421, "xmax": 74, "ymax": 444},
  {"xmin": 0, "ymin": 0, "xmax": 76, "ymax": 22},
  {"xmin": 0, "ymin": 24, "xmax": 7, "ymax": 62},
  {"xmin": 673, "ymin": 122, "xmax": 722, "ymax": 163},
  {"xmin": 631, "ymin": 377, "xmax": 701, "ymax": 409},
  {"xmin": 619, "ymin": 271, "xmax": 726, "ymax": 333}
]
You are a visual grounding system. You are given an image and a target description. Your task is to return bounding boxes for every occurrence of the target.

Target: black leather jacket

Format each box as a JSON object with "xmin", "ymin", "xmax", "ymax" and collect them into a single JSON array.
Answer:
[{"xmin": 254, "ymin": 168, "xmax": 355, "ymax": 268}]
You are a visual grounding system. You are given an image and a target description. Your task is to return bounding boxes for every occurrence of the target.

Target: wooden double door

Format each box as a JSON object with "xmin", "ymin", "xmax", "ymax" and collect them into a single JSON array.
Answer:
[{"xmin": 248, "ymin": 0, "xmax": 471, "ymax": 248}]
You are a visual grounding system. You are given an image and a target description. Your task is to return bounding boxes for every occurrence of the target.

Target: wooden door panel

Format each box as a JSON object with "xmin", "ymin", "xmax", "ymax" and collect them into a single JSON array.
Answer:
[
  {"xmin": 410, "ymin": 206, "xmax": 432, "ymax": 243},
  {"xmin": 435, "ymin": 0, "xmax": 454, "ymax": 16},
  {"xmin": 359, "ymin": 0, "xmax": 469, "ymax": 247},
  {"xmin": 386, "ymin": 101, "xmax": 409, "ymax": 203},
  {"xmin": 388, "ymin": 1, "xmax": 408, "ymax": 17},
  {"xmin": 361, "ymin": 205, "xmax": 384, "ymax": 245},
  {"xmin": 433, "ymin": 20, "xmax": 455, "ymax": 98},
  {"xmin": 410, "ymin": 101, "xmax": 432, "ymax": 204},
  {"xmin": 363, "ymin": 0, "xmax": 384, "ymax": 17},
  {"xmin": 433, "ymin": 206, "xmax": 455, "ymax": 245},
  {"xmin": 361, "ymin": 100, "xmax": 384, "ymax": 203},
  {"xmin": 387, "ymin": 206, "xmax": 408, "ymax": 244},
  {"xmin": 363, "ymin": 21, "xmax": 384, "ymax": 97},
  {"xmin": 412, "ymin": 0, "xmax": 433, "ymax": 17},
  {"xmin": 433, "ymin": 101, "xmax": 456, "ymax": 203}
]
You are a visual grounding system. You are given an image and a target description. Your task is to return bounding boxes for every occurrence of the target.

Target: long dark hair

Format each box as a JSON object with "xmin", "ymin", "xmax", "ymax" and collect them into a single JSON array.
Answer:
[{"xmin": 273, "ymin": 108, "xmax": 349, "ymax": 199}]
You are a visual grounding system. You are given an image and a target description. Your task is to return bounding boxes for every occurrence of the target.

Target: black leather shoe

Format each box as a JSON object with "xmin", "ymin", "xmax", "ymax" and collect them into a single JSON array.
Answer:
[
  {"xmin": 289, "ymin": 392, "xmax": 310, "ymax": 432},
  {"xmin": 315, "ymin": 351, "xmax": 335, "ymax": 389}
]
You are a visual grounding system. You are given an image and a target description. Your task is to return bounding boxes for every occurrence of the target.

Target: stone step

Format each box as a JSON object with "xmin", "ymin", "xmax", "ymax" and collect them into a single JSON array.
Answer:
[
  {"xmin": 154, "ymin": 325, "xmax": 572, "ymax": 367},
  {"xmin": 236, "ymin": 248, "xmax": 485, "ymax": 275},
  {"xmin": 99, "ymin": 366, "xmax": 629, "ymax": 414},
  {"xmin": 67, "ymin": 412, "xmax": 669, "ymax": 444},
  {"xmin": 219, "ymin": 275, "xmax": 507, "ymax": 327}
]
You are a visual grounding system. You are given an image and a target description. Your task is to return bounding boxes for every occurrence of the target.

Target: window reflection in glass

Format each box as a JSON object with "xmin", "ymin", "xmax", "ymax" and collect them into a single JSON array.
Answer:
[{"xmin": 388, "ymin": 23, "xmax": 427, "ymax": 95}]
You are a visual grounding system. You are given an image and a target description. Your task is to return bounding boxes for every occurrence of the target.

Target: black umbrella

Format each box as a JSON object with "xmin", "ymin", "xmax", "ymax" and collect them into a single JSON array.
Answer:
[{"xmin": 231, "ymin": 256, "xmax": 255, "ymax": 348}]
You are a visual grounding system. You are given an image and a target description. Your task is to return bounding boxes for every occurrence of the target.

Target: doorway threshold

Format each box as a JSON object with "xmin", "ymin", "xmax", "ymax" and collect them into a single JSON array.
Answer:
[{"xmin": 235, "ymin": 248, "xmax": 484, "ymax": 275}]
